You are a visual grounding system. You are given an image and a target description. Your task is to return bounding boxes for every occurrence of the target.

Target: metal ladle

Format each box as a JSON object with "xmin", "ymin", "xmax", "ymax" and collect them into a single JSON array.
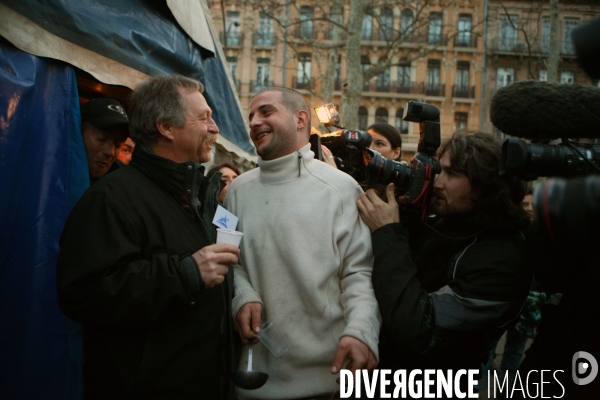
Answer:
[{"xmin": 232, "ymin": 342, "xmax": 268, "ymax": 390}]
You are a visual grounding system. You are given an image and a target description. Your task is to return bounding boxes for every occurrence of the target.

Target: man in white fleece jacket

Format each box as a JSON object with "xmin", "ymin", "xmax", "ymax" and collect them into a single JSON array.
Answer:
[{"xmin": 225, "ymin": 87, "xmax": 380, "ymax": 399}]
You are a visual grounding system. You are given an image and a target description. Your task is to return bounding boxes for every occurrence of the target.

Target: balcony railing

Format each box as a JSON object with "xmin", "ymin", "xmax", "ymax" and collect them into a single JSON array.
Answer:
[
  {"xmin": 425, "ymin": 83, "xmax": 445, "ymax": 96},
  {"xmin": 489, "ymin": 37, "xmax": 577, "ymax": 56},
  {"xmin": 361, "ymin": 81, "xmax": 425, "ymax": 95},
  {"xmin": 295, "ymin": 25, "xmax": 319, "ymax": 40},
  {"xmin": 292, "ymin": 77, "xmax": 315, "ymax": 90},
  {"xmin": 252, "ymin": 32, "xmax": 277, "ymax": 47},
  {"xmin": 375, "ymin": 81, "xmax": 391, "ymax": 92},
  {"xmin": 370, "ymin": 30, "xmax": 397, "ymax": 42},
  {"xmin": 325, "ymin": 28, "xmax": 348, "ymax": 41},
  {"xmin": 219, "ymin": 31, "xmax": 244, "ymax": 47},
  {"xmin": 427, "ymin": 33, "xmax": 446, "ymax": 46},
  {"xmin": 452, "ymin": 85, "xmax": 475, "ymax": 98},
  {"xmin": 454, "ymin": 35, "xmax": 478, "ymax": 48},
  {"xmin": 250, "ymin": 79, "xmax": 273, "ymax": 93}
]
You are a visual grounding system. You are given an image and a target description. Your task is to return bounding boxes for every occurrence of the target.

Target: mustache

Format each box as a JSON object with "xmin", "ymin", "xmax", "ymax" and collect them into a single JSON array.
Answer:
[{"xmin": 204, "ymin": 133, "xmax": 217, "ymax": 145}]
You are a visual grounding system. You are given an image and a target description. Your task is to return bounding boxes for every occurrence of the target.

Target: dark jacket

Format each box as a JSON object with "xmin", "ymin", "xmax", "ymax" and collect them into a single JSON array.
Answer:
[
  {"xmin": 371, "ymin": 215, "xmax": 531, "ymax": 382},
  {"xmin": 57, "ymin": 146, "xmax": 235, "ymax": 399}
]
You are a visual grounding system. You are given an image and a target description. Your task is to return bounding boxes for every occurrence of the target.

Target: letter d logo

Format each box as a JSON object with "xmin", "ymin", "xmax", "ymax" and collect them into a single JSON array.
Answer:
[{"xmin": 572, "ymin": 351, "xmax": 598, "ymax": 385}]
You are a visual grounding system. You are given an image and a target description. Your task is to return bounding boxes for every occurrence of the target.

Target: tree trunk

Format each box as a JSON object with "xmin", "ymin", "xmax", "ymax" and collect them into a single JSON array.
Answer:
[
  {"xmin": 341, "ymin": 0, "xmax": 370, "ymax": 129},
  {"xmin": 321, "ymin": 0, "xmax": 343, "ymax": 105},
  {"xmin": 547, "ymin": 0, "xmax": 560, "ymax": 82}
]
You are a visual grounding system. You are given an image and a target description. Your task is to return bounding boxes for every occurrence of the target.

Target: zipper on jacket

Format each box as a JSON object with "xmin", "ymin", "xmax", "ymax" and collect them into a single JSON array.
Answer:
[{"xmin": 297, "ymin": 150, "xmax": 302, "ymax": 177}]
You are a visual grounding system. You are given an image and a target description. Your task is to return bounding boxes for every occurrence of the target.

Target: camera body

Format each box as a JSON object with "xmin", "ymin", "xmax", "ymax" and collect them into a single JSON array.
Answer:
[
  {"xmin": 312, "ymin": 129, "xmax": 373, "ymax": 183},
  {"xmin": 311, "ymin": 101, "xmax": 441, "ymax": 218}
]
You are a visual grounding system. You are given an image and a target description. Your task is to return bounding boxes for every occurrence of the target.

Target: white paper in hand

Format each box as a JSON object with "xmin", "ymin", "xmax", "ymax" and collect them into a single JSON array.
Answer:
[{"xmin": 212, "ymin": 205, "xmax": 239, "ymax": 230}]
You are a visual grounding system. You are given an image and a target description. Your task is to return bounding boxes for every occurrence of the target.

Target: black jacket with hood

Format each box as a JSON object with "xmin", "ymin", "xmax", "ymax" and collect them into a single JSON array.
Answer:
[
  {"xmin": 371, "ymin": 212, "xmax": 531, "ymax": 393},
  {"xmin": 57, "ymin": 146, "xmax": 235, "ymax": 399}
]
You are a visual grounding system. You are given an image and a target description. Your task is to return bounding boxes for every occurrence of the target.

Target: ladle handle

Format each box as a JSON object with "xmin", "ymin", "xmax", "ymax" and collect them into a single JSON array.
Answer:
[{"xmin": 247, "ymin": 343, "xmax": 254, "ymax": 372}]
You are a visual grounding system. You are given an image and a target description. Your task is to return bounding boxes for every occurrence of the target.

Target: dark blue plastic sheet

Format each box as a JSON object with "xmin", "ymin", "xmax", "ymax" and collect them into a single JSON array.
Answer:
[
  {"xmin": 0, "ymin": 40, "xmax": 87, "ymax": 399},
  {"xmin": 1, "ymin": 0, "xmax": 254, "ymax": 153}
]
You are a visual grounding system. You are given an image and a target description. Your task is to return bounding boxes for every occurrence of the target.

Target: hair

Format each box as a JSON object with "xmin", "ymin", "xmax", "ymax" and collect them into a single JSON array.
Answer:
[
  {"xmin": 254, "ymin": 86, "xmax": 311, "ymax": 135},
  {"xmin": 438, "ymin": 130, "xmax": 531, "ymax": 231},
  {"xmin": 128, "ymin": 75, "xmax": 204, "ymax": 146},
  {"xmin": 366, "ymin": 123, "xmax": 403, "ymax": 160},
  {"xmin": 207, "ymin": 162, "xmax": 241, "ymax": 178}
]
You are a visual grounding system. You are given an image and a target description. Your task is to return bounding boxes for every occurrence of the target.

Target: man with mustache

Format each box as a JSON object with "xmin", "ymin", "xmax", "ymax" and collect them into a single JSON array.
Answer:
[
  {"xmin": 57, "ymin": 75, "xmax": 240, "ymax": 399},
  {"xmin": 225, "ymin": 87, "xmax": 380, "ymax": 399},
  {"xmin": 357, "ymin": 131, "xmax": 532, "ymax": 395}
]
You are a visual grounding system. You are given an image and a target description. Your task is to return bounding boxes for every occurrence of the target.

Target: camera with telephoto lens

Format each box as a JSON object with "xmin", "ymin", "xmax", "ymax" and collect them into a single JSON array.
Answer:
[
  {"xmin": 499, "ymin": 138, "xmax": 600, "ymax": 180},
  {"xmin": 311, "ymin": 101, "xmax": 441, "ymax": 218}
]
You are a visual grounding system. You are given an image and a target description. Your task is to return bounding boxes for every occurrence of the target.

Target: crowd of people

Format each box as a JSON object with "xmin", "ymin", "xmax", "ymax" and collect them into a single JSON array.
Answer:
[{"xmin": 57, "ymin": 74, "xmax": 564, "ymax": 399}]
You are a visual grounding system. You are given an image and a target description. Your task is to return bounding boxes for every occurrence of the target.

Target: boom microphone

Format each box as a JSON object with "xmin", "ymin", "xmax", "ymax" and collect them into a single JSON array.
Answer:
[{"xmin": 490, "ymin": 80, "xmax": 600, "ymax": 141}]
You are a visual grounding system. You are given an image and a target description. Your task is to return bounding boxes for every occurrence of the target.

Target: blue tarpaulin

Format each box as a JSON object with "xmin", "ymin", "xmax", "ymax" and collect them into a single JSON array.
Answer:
[
  {"xmin": 1, "ymin": 0, "xmax": 254, "ymax": 153},
  {"xmin": 0, "ymin": 40, "xmax": 87, "ymax": 399},
  {"xmin": 0, "ymin": 1, "xmax": 253, "ymax": 399}
]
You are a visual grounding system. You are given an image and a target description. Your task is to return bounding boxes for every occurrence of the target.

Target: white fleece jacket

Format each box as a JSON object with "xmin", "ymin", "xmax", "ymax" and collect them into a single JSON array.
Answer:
[{"xmin": 225, "ymin": 144, "xmax": 380, "ymax": 399}]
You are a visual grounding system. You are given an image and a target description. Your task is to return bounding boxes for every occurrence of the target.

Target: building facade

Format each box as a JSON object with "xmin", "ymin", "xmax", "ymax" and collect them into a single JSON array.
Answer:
[
  {"xmin": 209, "ymin": 0, "xmax": 486, "ymax": 160},
  {"xmin": 482, "ymin": 0, "xmax": 600, "ymax": 135},
  {"xmin": 209, "ymin": 0, "xmax": 599, "ymax": 159}
]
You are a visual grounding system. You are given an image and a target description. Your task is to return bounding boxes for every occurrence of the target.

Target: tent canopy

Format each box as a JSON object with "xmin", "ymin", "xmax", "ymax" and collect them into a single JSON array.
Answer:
[{"xmin": 0, "ymin": 0, "xmax": 256, "ymax": 156}]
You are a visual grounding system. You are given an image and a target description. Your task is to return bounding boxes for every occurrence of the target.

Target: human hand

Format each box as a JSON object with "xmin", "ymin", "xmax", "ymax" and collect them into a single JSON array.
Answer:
[
  {"xmin": 235, "ymin": 302, "xmax": 262, "ymax": 344},
  {"xmin": 321, "ymin": 145, "xmax": 338, "ymax": 169},
  {"xmin": 191, "ymin": 243, "xmax": 239, "ymax": 289},
  {"xmin": 331, "ymin": 336, "xmax": 378, "ymax": 376},
  {"xmin": 356, "ymin": 183, "xmax": 400, "ymax": 231}
]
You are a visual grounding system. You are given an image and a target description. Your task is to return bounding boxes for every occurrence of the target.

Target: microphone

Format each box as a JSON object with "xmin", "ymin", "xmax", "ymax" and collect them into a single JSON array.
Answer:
[{"xmin": 490, "ymin": 80, "xmax": 600, "ymax": 140}]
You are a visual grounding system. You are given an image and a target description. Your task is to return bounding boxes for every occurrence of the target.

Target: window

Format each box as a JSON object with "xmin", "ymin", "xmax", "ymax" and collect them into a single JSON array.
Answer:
[
  {"xmin": 226, "ymin": 11, "xmax": 241, "ymax": 46},
  {"xmin": 375, "ymin": 107, "xmax": 389, "ymax": 123},
  {"xmin": 256, "ymin": 58, "xmax": 270, "ymax": 91},
  {"xmin": 376, "ymin": 59, "xmax": 390, "ymax": 91},
  {"xmin": 499, "ymin": 16, "xmax": 517, "ymax": 51},
  {"xmin": 563, "ymin": 19, "xmax": 579, "ymax": 55},
  {"xmin": 397, "ymin": 64, "xmax": 411, "ymax": 93},
  {"xmin": 401, "ymin": 9, "xmax": 414, "ymax": 42},
  {"xmin": 539, "ymin": 70, "xmax": 547, "ymax": 81},
  {"xmin": 542, "ymin": 19, "xmax": 550, "ymax": 53},
  {"xmin": 358, "ymin": 106, "xmax": 368, "ymax": 130},
  {"xmin": 455, "ymin": 61, "xmax": 469, "ymax": 97},
  {"xmin": 257, "ymin": 13, "xmax": 273, "ymax": 46},
  {"xmin": 395, "ymin": 109, "xmax": 409, "ymax": 134},
  {"xmin": 426, "ymin": 60, "xmax": 441, "ymax": 95},
  {"xmin": 454, "ymin": 112, "xmax": 468, "ymax": 131},
  {"xmin": 361, "ymin": 55, "xmax": 371, "ymax": 90},
  {"xmin": 497, "ymin": 68, "xmax": 514, "ymax": 88},
  {"xmin": 457, "ymin": 14, "xmax": 472, "ymax": 47},
  {"xmin": 300, "ymin": 6, "xmax": 313, "ymax": 39},
  {"xmin": 428, "ymin": 13, "xmax": 443, "ymax": 45},
  {"xmin": 297, "ymin": 53, "xmax": 312, "ymax": 88},
  {"xmin": 226, "ymin": 56, "xmax": 237, "ymax": 82},
  {"xmin": 379, "ymin": 7, "xmax": 393, "ymax": 41},
  {"xmin": 560, "ymin": 71, "xmax": 574, "ymax": 84},
  {"xmin": 362, "ymin": 13, "xmax": 373, "ymax": 40}
]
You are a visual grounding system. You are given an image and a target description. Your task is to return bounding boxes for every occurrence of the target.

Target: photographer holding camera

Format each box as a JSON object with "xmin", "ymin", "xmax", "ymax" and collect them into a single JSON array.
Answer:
[{"xmin": 357, "ymin": 131, "xmax": 532, "ymax": 391}]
